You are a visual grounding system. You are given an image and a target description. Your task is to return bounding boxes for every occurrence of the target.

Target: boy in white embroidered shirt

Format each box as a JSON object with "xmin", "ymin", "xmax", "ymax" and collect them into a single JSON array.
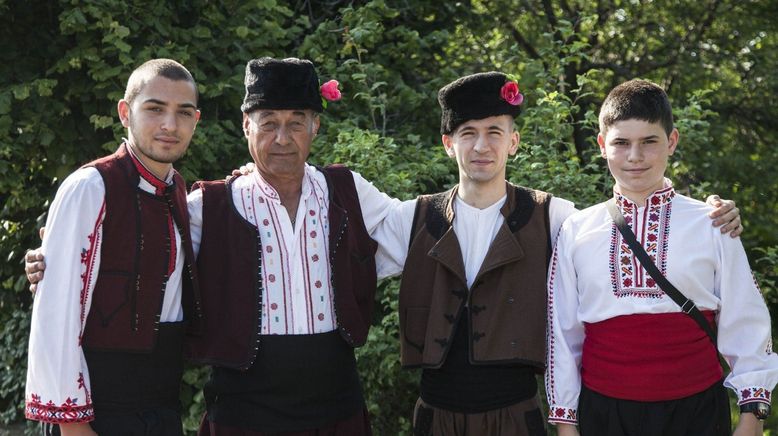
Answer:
[{"xmin": 546, "ymin": 79, "xmax": 778, "ymax": 436}]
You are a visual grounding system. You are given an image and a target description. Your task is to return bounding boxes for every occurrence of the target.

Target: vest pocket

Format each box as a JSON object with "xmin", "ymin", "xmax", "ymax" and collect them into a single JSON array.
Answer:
[
  {"xmin": 90, "ymin": 271, "xmax": 133, "ymax": 326},
  {"xmin": 404, "ymin": 307, "xmax": 430, "ymax": 351}
]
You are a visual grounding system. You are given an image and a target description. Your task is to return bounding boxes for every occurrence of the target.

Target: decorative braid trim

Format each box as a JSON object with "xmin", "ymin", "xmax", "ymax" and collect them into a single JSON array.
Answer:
[
  {"xmin": 548, "ymin": 406, "xmax": 577, "ymax": 424},
  {"xmin": 25, "ymin": 399, "xmax": 94, "ymax": 424},
  {"xmin": 738, "ymin": 386, "xmax": 772, "ymax": 405}
]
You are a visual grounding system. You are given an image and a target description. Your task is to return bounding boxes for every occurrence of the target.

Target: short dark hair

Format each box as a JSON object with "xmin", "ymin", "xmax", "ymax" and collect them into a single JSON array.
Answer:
[
  {"xmin": 599, "ymin": 79, "xmax": 673, "ymax": 136},
  {"xmin": 124, "ymin": 58, "xmax": 198, "ymax": 106}
]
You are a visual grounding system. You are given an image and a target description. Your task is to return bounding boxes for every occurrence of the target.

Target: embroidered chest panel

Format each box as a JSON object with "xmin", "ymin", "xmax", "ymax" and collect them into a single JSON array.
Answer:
[
  {"xmin": 237, "ymin": 174, "xmax": 334, "ymax": 335},
  {"xmin": 609, "ymin": 192, "xmax": 673, "ymax": 298}
]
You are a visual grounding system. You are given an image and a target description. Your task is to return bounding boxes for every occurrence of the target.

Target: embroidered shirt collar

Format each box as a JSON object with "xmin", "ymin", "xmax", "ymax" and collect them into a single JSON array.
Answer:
[
  {"xmin": 614, "ymin": 178, "xmax": 676, "ymax": 210},
  {"xmin": 251, "ymin": 163, "xmax": 314, "ymax": 203}
]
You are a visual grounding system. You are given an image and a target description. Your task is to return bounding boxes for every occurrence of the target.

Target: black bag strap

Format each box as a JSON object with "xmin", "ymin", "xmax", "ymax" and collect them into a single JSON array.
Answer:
[{"xmin": 606, "ymin": 198, "xmax": 718, "ymax": 345}]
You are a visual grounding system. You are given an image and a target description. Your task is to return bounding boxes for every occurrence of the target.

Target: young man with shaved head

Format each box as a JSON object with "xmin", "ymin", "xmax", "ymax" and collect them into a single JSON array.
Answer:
[{"xmin": 25, "ymin": 59, "xmax": 203, "ymax": 436}]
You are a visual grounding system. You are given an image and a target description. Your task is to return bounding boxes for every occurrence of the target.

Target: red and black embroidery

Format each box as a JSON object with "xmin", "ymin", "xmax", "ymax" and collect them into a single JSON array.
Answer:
[
  {"xmin": 78, "ymin": 203, "xmax": 104, "ymax": 343},
  {"xmin": 25, "ymin": 373, "xmax": 94, "ymax": 424},
  {"xmin": 548, "ymin": 405, "xmax": 577, "ymax": 424},
  {"xmin": 739, "ymin": 386, "xmax": 771, "ymax": 404},
  {"xmin": 610, "ymin": 187, "xmax": 674, "ymax": 298}
]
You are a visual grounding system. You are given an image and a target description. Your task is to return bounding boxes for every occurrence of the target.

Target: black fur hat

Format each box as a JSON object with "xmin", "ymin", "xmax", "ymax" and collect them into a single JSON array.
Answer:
[
  {"xmin": 241, "ymin": 57, "xmax": 323, "ymax": 113},
  {"xmin": 438, "ymin": 71, "xmax": 523, "ymax": 134}
]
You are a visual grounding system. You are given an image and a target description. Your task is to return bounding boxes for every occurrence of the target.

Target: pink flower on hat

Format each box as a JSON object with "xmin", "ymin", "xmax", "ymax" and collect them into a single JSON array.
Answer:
[
  {"xmin": 320, "ymin": 80, "xmax": 342, "ymax": 102},
  {"xmin": 500, "ymin": 80, "xmax": 524, "ymax": 106}
]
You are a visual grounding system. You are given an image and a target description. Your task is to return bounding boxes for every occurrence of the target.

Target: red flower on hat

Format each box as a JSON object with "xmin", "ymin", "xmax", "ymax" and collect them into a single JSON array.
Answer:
[
  {"xmin": 320, "ymin": 80, "xmax": 342, "ymax": 102},
  {"xmin": 500, "ymin": 80, "xmax": 524, "ymax": 106}
]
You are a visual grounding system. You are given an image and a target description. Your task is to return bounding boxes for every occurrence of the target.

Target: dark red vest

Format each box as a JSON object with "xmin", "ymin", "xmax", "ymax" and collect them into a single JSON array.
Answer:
[
  {"xmin": 82, "ymin": 143, "xmax": 202, "ymax": 352},
  {"xmin": 186, "ymin": 165, "xmax": 377, "ymax": 370}
]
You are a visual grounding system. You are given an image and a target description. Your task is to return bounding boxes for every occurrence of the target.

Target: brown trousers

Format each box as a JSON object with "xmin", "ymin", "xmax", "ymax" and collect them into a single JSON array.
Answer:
[{"xmin": 413, "ymin": 396, "xmax": 547, "ymax": 436}]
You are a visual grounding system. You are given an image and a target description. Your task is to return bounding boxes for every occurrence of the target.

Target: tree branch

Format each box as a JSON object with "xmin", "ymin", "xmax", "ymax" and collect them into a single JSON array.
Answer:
[{"xmin": 509, "ymin": 25, "xmax": 543, "ymax": 61}]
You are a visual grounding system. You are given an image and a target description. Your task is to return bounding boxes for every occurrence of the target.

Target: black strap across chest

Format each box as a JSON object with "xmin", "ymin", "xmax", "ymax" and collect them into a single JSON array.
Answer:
[{"xmin": 606, "ymin": 198, "xmax": 718, "ymax": 345}]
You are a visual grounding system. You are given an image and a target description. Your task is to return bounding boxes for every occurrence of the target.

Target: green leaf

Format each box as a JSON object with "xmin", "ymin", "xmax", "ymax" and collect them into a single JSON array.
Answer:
[
  {"xmin": 12, "ymin": 85, "xmax": 30, "ymax": 100},
  {"xmin": 235, "ymin": 26, "xmax": 250, "ymax": 38}
]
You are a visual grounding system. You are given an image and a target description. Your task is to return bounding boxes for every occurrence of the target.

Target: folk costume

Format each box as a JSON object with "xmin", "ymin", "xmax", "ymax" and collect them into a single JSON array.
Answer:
[
  {"xmin": 373, "ymin": 72, "xmax": 577, "ymax": 436},
  {"xmin": 187, "ymin": 57, "xmax": 396, "ymax": 436},
  {"xmin": 25, "ymin": 143, "xmax": 202, "ymax": 435},
  {"xmin": 545, "ymin": 182, "xmax": 778, "ymax": 434}
]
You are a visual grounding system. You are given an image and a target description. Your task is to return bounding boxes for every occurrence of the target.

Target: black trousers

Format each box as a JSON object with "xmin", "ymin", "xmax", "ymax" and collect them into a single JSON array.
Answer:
[
  {"xmin": 42, "ymin": 407, "xmax": 183, "ymax": 436},
  {"xmin": 43, "ymin": 322, "xmax": 186, "ymax": 436},
  {"xmin": 578, "ymin": 381, "xmax": 730, "ymax": 436}
]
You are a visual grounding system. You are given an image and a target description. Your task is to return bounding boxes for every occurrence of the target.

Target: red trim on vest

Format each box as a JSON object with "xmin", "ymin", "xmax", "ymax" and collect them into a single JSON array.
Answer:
[
  {"xmin": 127, "ymin": 147, "xmax": 168, "ymax": 195},
  {"xmin": 127, "ymin": 146, "xmax": 177, "ymax": 276},
  {"xmin": 582, "ymin": 311, "xmax": 722, "ymax": 401}
]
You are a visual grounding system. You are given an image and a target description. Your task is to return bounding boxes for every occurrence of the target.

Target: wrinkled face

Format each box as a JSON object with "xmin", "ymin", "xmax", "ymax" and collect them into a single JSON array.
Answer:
[
  {"xmin": 598, "ymin": 119, "xmax": 678, "ymax": 203},
  {"xmin": 443, "ymin": 115, "xmax": 519, "ymax": 187},
  {"xmin": 243, "ymin": 109, "xmax": 319, "ymax": 182},
  {"xmin": 118, "ymin": 76, "xmax": 200, "ymax": 176}
]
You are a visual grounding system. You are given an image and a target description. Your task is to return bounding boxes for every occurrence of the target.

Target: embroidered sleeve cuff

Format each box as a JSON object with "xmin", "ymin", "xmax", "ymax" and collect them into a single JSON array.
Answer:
[
  {"xmin": 548, "ymin": 405, "xmax": 578, "ymax": 424},
  {"xmin": 737, "ymin": 386, "xmax": 772, "ymax": 405},
  {"xmin": 25, "ymin": 398, "xmax": 94, "ymax": 424}
]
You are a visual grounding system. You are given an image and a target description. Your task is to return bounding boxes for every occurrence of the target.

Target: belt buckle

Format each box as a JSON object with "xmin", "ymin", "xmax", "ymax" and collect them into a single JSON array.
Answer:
[{"xmin": 680, "ymin": 299, "xmax": 696, "ymax": 314}]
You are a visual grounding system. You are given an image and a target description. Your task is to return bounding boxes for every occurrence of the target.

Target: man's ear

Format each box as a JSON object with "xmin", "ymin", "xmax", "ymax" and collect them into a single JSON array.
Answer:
[
  {"xmin": 597, "ymin": 133, "xmax": 607, "ymax": 158},
  {"xmin": 118, "ymin": 100, "xmax": 131, "ymax": 128},
  {"xmin": 242, "ymin": 113, "xmax": 251, "ymax": 138},
  {"xmin": 668, "ymin": 128, "xmax": 679, "ymax": 155},
  {"xmin": 312, "ymin": 114, "xmax": 320, "ymax": 136},
  {"xmin": 442, "ymin": 134, "xmax": 455, "ymax": 158},
  {"xmin": 509, "ymin": 130, "xmax": 520, "ymax": 156}
]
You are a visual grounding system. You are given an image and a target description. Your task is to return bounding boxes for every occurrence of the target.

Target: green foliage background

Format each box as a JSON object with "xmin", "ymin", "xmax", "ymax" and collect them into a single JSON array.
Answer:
[{"xmin": 1, "ymin": 0, "xmax": 776, "ymax": 434}]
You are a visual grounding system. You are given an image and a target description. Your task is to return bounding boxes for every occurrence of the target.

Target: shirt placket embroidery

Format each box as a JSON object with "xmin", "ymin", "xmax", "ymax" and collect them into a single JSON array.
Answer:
[{"xmin": 612, "ymin": 188, "xmax": 674, "ymax": 298}]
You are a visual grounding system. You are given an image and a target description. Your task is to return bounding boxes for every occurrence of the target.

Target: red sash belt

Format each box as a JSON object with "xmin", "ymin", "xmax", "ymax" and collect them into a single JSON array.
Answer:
[{"xmin": 582, "ymin": 311, "xmax": 722, "ymax": 401}]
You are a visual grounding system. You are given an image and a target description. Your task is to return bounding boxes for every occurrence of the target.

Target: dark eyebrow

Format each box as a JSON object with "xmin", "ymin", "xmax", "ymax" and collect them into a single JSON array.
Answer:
[
  {"xmin": 141, "ymin": 99, "xmax": 197, "ymax": 110},
  {"xmin": 488, "ymin": 125, "xmax": 506, "ymax": 132},
  {"xmin": 142, "ymin": 98, "xmax": 168, "ymax": 106}
]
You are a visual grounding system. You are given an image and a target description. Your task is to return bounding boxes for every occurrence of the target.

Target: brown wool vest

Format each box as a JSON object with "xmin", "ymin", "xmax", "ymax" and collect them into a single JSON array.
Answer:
[
  {"xmin": 82, "ymin": 143, "xmax": 202, "ymax": 353},
  {"xmin": 186, "ymin": 165, "xmax": 378, "ymax": 370},
  {"xmin": 399, "ymin": 183, "xmax": 552, "ymax": 369}
]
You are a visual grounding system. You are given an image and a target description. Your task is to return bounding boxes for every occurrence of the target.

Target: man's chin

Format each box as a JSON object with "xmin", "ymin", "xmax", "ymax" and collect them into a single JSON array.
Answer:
[{"xmin": 149, "ymin": 152, "xmax": 185, "ymax": 165}]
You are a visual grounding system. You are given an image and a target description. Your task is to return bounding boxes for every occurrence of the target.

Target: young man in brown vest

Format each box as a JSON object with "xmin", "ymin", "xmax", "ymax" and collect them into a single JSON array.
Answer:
[
  {"xmin": 24, "ymin": 59, "xmax": 203, "ymax": 436},
  {"xmin": 370, "ymin": 72, "xmax": 745, "ymax": 435}
]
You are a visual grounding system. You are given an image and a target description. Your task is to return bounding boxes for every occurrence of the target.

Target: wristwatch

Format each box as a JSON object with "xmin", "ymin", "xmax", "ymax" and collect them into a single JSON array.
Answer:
[{"xmin": 740, "ymin": 402, "xmax": 771, "ymax": 420}]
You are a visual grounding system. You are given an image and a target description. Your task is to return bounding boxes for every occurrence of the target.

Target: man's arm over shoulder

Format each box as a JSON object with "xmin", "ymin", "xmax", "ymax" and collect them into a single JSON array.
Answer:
[
  {"xmin": 26, "ymin": 168, "xmax": 105, "ymax": 424},
  {"xmin": 350, "ymin": 170, "xmax": 416, "ymax": 279},
  {"xmin": 549, "ymin": 196, "xmax": 577, "ymax": 246},
  {"xmin": 187, "ymin": 187, "xmax": 205, "ymax": 259}
]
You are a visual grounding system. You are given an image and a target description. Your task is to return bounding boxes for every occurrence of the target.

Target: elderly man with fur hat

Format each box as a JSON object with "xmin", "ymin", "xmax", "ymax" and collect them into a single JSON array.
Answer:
[{"xmin": 185, "ymin": 57, "xmax": 399, "ymax": 435}]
